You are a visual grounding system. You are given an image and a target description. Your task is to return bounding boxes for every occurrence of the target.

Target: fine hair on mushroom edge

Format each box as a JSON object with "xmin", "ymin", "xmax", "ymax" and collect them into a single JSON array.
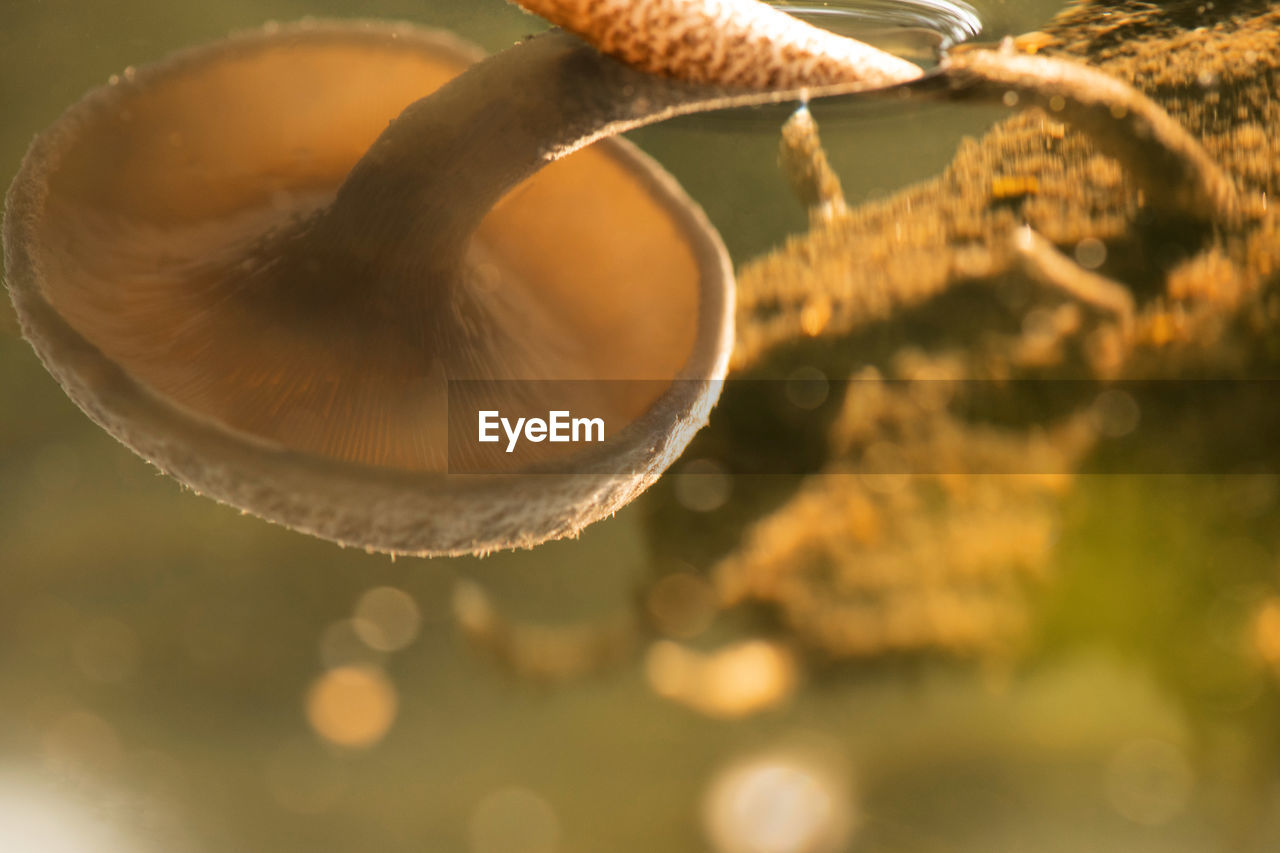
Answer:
[{"xmin": 3, "ymin": 16, "xmax": 929, "ymax": 558}]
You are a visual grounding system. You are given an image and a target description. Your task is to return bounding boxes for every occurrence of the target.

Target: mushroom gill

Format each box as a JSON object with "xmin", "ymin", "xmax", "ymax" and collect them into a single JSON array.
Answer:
[{"xmin": 25, "ymin": 24, "xmax": 710, "ymax": 474}]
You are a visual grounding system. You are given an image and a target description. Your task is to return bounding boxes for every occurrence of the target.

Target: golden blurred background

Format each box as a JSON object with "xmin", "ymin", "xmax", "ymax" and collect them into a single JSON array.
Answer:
[{"xmin": 5, "ymin": 1, "xmax": 1280, "ymax": 852}]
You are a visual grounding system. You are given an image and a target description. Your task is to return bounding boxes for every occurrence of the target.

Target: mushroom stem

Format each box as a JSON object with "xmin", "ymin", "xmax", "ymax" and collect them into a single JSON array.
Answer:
[
  {"xmin": 310, "ymin": 31, "xmax": 699, "ymax": 286},
  {"xmin": 304, "ymin": 0, "xmax": 932, "ymax": 308},
  {"xmin": 305, "ymin": 28, "xmax": 917, "ymax": 337},
  {"xmin": 510, "ymin": 0, "xmax": 925, "ymax": 89}
]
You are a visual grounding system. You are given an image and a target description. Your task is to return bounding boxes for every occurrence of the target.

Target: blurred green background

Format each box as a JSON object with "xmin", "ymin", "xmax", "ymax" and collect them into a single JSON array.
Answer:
[{"xmin": 5, "ymin": 1, "xmax": 1280, "ymax": 852}]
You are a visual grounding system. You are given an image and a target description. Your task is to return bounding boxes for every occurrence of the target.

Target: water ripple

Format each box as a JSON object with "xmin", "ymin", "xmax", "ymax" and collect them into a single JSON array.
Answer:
[
  {"xmin": 660, "ymin": 1, "xmax": 985, "ymax": 128},
  {"xmin": 779, "ymin": 0, "xmax": 983, "ymax": 50}
]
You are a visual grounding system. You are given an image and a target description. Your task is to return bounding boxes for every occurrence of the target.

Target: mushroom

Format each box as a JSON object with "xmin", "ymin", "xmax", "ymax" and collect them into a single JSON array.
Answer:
[
  {"xmin": 9, "ymin": 0, "xmax": 1242, "ymax": 557},
  {"xmin": 3, "ymin": 11, "xmax": 923, "ymax": 556}
]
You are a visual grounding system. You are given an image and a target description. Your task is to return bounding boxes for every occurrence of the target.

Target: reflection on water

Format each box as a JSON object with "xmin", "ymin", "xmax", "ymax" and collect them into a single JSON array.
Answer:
[
  {"xmin": 783, "ymin": 0, "xmax": 981, "ymax": 59},
  {"xmin": 5, "ymin": 0, "xmax": 1280, "ymax": 851}
]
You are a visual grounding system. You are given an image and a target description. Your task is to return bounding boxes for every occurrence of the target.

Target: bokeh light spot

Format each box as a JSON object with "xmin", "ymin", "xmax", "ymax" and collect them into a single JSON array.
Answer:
[
  {"xmin": 703, "ymin": 751, "xmax": 854, "ymax": 853},
  {"xmin": 673, "ymin": 458, "xmax": 733, "ymax": 513},
  {"xmin": 785, "ymin": 367, "xmax": 829, "ymax": 411},
  {"xmin": 469, "ymin": 786, "xmax": 561, "ymax": 853},
  {"xmin": 1104, "ymin": 737, "xmax": 1194, "ymax": 826},
  {"xmin": 352, "ymin": 586, "xmax": 422, "ymax": 652},
  {"xmin": 41, "ymin": 709, "xmax": 123, "ymax": 775},
  {"xmin": 646, "ymin": 640, "xmax": 798, "ymax": 719},
  {"xmin": 305, "ymin": 665, "xmax": 398, "ymax": 749},
  {"xmin": 318, "ymin": 618, "xmax": 387, "ymax": 670},
  {"xmin": 646, "ymin": 572, "xmax": 718, "ymax": 640}
]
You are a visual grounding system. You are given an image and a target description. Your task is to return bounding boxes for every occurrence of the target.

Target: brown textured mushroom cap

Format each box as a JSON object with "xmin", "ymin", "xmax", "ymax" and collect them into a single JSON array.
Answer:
[{"xmin": 5, "ymin": 21, "xmax": 734, "ymax": 555}]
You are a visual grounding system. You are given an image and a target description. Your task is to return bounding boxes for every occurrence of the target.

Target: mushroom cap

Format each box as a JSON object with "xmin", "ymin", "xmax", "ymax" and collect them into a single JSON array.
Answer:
[{"xmin": 5, "ymin": 20, "xmax": 734, "ymax": 556}]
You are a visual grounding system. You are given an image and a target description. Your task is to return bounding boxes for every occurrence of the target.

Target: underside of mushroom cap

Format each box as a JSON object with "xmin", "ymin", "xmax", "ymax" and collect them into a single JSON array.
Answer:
[{"xmin": 5, "ymin": 20, "xmax": 735, "ymax": 555}]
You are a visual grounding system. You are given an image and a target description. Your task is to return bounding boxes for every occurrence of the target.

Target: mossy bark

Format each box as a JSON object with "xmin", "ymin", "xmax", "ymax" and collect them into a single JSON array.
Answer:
[{"xmin": 649, "ymin": 1, "xmax": 1280, "ymax": 661}]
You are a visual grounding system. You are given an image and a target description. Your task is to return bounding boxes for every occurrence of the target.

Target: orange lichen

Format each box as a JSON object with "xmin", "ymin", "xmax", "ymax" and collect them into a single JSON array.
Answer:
[
  {"xmin": 713, "ymin": 356, "xmax": 1095, "ymax": 658},
  {"xmin": 991, "ymin": 176, "xmax": 1041, "ymax": 199}
]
